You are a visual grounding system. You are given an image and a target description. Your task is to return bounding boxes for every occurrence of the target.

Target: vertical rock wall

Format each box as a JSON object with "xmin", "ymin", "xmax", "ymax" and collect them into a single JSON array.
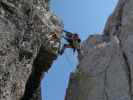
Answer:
[
  {"xmin": 0, "ymin": 0, "xmax": 63, "ymax": 100},
  {"xmin": 65, "ymin": 0, "xmax": 133, "ymax": 100}
]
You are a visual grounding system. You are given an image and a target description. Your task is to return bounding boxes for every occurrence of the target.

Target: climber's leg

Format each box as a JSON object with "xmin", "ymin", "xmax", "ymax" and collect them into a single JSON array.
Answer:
[
  {"xmin": 60, "ymin": 44, "xmax": 66, "ymax": 55},
  {"xmin": 73, "ymin": 48, "xmax": 76, "ymax": 53},
  {"xmin": 77, "ymin": 48, "xmax": 80, "ymax": 52}
]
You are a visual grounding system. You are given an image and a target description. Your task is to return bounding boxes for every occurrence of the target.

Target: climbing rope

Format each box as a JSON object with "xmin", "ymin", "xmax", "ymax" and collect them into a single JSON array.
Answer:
[{"xmin": 64, "ymin": 51, "xmax": 74, "ymax": 67}]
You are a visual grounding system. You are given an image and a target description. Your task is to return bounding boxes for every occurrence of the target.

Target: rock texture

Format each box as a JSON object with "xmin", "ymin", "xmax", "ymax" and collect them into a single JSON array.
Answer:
[
  {"xmin": 65, "ymin": 0, "xmax": 133, "ymax": 100},
  {"xmin": 0, "ymin": 0, "xmax": 63, "ymax": 100}
]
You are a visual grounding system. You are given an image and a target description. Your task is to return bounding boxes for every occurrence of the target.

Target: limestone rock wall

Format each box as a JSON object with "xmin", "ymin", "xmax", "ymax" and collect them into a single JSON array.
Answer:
[
  {"xmin": 0, "ymin": 0, "xmax": 63, "ymax": 100},
  {"xmin": 65, "ymin": 0, "xmax": 133, "ymax": 100}
]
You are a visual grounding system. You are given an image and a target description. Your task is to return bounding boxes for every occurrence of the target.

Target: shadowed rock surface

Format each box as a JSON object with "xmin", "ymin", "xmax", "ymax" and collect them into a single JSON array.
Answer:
[
  {"xmin": 0, "ymin": 0, "xmax": 63, "ymax": 100},
  {"xmin": 65, "ymin": 0, "xmax": 133, "ymax": 100}
]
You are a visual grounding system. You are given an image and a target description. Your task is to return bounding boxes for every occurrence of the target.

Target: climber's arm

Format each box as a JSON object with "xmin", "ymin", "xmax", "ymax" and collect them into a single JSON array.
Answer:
[
  {"xmin": 63, "ymin": 30, "xmax": 69, "ymax": 33},
  {"xmin": 63, "ymin": 36, "xmax": 72, "ymax": 40}
]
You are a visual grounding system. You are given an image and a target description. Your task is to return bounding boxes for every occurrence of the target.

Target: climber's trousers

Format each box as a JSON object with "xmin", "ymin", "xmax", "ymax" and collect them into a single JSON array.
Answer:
[{"xmin": 60, "ymin": 44, "xmax": 80, "ymax": 55}]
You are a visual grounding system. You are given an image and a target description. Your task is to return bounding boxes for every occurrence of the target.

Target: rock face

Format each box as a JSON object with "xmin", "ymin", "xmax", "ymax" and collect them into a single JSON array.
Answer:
[
  {"xmin": 0, "ymin": 0, "xmax": 63, "ymax": 100},
  {"xmin": 65, "ymin": 0, "xmax": 133, "ymax": 100}
]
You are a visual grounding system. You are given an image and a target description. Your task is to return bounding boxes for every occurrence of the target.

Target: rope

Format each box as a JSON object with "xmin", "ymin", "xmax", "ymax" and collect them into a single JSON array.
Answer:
[
  {"xmin": 64, "ymin": 53, "xmax": 73, "ymax": 67},
  {"xmin": 60, "ymin": 32, "xmax": 78, "ymax": 67},
  {"xmin": 64, "ymin": 51, "xmax": 74, "ymax": 67},
  {"xmin": 73, "ymin": 51, "xmax": 79, "ymax": 64}
]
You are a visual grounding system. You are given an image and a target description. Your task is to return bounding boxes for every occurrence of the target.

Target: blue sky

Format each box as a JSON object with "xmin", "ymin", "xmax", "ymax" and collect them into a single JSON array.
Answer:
[{"xmin": 41, "ymin": 0, "xmax": 118, "ymax": 100}]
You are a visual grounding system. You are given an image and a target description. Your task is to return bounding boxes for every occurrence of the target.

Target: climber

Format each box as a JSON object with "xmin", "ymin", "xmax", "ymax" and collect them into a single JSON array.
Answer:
[{"xmin": 60, "ymin": 30, "xmax": 81, "ymax": 55}]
